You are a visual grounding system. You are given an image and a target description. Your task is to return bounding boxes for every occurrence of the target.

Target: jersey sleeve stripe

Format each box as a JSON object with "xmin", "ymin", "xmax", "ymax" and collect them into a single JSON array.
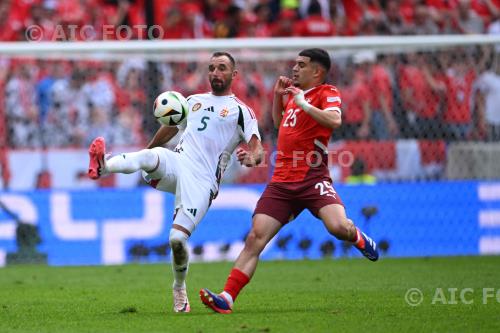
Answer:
[
  {"xmin": 314, "ymin": 139, "xmax": 328, "ymax": 154},
  {"xmin": 247, "ymin": 107, "xmax": 256, "ymax": 119},
  {"xmin": 237, "ymin": 105, "xmax": 245, "ymax": 132},
  {"xmin": 325, "ymin": 107, "xmax": 342, "ymax": 114},
  {"xmin": 232, "ymin": 96, "xmax": 256, "ymax": 119}
]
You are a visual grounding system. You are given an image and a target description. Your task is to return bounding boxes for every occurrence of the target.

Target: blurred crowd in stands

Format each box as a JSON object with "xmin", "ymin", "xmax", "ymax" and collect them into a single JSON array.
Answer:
[
  {"xmin": 2, "ymin": 0, "xmax": 500, "ymax": 40},
  {"xmin": 3, "ymin": 44, "xmax": 500, "ymax": 151},
  {"xmin": 2, "ymin": 1, "xmax": 500, "ymax": 146}
]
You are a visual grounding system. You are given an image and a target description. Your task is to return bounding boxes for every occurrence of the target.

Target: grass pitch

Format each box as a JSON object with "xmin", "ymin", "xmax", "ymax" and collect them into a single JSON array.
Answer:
[{"xmin": 1, "ymin": 256, "xmax": 499, "ymax": 333}]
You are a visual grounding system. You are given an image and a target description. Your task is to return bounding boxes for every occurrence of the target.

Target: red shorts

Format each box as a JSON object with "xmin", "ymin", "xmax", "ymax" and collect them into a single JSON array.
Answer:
[{"xmin": 253, "ymin": 177, "xmax": 344, "ymax": 224}]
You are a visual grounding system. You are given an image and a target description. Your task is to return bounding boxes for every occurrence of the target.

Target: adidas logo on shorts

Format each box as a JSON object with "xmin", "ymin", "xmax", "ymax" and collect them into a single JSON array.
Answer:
[{"xmin": 187, "ymin": 208, "xmax": 197, "ymax": 217}]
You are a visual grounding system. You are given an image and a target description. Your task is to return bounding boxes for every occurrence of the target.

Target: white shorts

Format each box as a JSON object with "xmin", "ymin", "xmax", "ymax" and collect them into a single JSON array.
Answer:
[{"xmin": 142, "ymin": 147, "xmax": 215, "ymax": 227}]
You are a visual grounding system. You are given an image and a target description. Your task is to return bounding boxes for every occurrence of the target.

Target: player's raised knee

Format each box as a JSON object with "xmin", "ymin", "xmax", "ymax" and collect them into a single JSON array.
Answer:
[
  {"xmin": 140, "ymin": 149, "xmax": 159, "ymax": 163},
  {"xmin": 169, "ymin": 228, "xmax": 188, "ymax": 252}
]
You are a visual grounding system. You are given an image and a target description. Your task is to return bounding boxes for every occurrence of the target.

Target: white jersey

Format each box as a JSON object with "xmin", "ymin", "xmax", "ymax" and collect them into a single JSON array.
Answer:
[
  {"xmin": 474, "ymin": 71, "xmax": 500, "ymax": 125},
  {"xmin": 175, "ymin": 92, "xmax": 260, "ymax": 190}
]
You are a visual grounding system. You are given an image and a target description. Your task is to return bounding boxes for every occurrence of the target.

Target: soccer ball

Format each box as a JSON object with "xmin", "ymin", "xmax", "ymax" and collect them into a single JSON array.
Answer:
[{"xmin": 153, "ymin": 91, "xmax": 189, "ymax": 126}]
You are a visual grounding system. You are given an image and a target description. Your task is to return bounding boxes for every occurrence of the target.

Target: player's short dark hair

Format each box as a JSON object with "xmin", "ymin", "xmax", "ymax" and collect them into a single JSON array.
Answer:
[
  {"xmin": 299, "ymin": 48, "xmax": 331, "ymax": 72},
  {"xmin": 212, "ymin": 51, "xmax": 236, "ymax": 69}
]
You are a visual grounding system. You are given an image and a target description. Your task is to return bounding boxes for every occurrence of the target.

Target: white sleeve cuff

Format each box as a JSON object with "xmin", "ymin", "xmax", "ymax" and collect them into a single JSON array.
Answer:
[{"xmin": 324, "ymin": 107, "xmax": 342, "ymax": 114}]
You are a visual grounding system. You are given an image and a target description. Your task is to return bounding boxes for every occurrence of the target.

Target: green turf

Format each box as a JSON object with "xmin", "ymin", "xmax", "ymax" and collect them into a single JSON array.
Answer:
[{"xmin": 1, "ymin": 256, "xmax": 499, "ymax": 333}]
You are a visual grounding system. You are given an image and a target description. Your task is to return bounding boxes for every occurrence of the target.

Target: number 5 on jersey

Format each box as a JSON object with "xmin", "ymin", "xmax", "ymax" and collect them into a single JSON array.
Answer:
[
  {"xmin": 283, "ymin": 108, "xmax": 300, "ymax": 127},
  {"xmin": 198, "ymin": 116, "xmax": 210, "ymax": 131}
]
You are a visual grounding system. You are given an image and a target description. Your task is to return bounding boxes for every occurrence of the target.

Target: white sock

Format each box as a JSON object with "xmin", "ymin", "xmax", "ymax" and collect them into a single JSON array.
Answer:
[
  {"xmin": 172, "ymin": 260, "xmax": 189, "ymax": 290},
  {"xmin": 106, "ymin": 149, "xmax": 159, "ymax": 174},
  {"xmin": 170, "ymin": 228, "xmax": 190, "ymax": 290},
  {"xmin": 221, "ymin": 291, "xmax": 234, "ymax": 307}
]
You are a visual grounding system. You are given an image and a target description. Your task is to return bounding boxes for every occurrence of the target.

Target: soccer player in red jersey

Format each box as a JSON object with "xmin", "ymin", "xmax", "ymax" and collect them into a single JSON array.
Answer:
[{"xmin": 200, "ymin": 49, "xmax": 379, "ymax": 314}]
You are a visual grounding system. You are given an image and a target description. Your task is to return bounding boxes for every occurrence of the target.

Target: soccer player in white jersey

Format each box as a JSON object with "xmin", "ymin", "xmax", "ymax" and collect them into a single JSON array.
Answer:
[{"xmin": 87, "ymin": 52, "xmax": 263, "ymax": 313}]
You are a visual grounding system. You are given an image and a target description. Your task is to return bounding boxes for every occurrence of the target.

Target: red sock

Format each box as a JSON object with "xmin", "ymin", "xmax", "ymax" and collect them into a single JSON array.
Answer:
[
  {"xmin": 353, "ymin": 228, "xmax": 365, "ymax": 249},
  {"xmin": 351, "ymin": 228, "xmax": 359, "ymax": 243},
  {"xmin": 223, "ymin": 268, "xmax": 250, "ymax": 301}
]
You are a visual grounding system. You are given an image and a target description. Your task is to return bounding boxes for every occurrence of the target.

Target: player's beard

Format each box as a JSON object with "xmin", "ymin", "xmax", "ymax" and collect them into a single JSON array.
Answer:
[{"xmin": 210, "ymin": 78, "xmax": 231, "ymax": 94}]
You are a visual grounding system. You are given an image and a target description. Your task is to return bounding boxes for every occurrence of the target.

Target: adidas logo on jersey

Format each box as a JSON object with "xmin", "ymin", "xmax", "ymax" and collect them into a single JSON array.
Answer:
[
  {"xmin": 204, "ymin": 106, "xmax": 214, "ymax": 113},
  {"xmin": 187, "ymin": 208, "xmax": 197, "ymax": 217}
]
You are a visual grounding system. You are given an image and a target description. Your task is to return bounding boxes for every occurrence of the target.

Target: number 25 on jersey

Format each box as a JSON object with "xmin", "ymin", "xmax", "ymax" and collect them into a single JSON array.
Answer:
[{"xmin": 283, "ymin": 108, "xmax": 300, "ymax": 127}]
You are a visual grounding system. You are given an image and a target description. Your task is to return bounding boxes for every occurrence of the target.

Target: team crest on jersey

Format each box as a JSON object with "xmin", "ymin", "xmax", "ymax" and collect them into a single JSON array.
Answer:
[
  {"xmin": 219, "ymin": 108, "xmax": 229, "ymax": 117},
  {"xmin": 306, "ymin": 98, "xmax": 312, "ymax": 103},
  {"xmin": 192, "ymin": 103, "xmax": 202, "ymax": 112}
]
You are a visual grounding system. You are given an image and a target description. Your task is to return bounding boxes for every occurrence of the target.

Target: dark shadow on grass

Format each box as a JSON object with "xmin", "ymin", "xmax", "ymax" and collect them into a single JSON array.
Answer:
[
  {"xmin": 105, "ymin": 304, "xmax": 334, "ymax": 318},
  {"xmin": 235, "ymin": 305, "xmax": 333, "ymax": 315}
]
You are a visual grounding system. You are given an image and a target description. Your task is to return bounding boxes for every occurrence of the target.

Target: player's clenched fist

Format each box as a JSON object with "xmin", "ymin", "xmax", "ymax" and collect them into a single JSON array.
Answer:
[
  {"xmin": 236, "ymin": 147, "xmax": 258, "ymax": 167},
  {"xmin": 273, "ymin": 76, "xmax": 292, "ymax": 96}
]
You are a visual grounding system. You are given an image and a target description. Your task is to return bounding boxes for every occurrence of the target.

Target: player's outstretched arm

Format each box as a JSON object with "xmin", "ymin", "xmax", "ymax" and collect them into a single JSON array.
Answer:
[
  {"xmin": 146, "ymin": 125, "xmax": 179, "ymax": 149},
  {"xmin": 272, "ymin": 76, "xmax": 292, "ymax": 129},
  {"xmin": 285, "ymin": 86, "xmax": 342, "ymax": 129},
  {"xmin": 236, "ymin": 135, "xmax": 263, "ymax": 167}
]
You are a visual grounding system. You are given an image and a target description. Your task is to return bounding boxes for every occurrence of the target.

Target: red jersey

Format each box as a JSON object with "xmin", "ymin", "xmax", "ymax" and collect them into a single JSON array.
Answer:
[
  {"xmin": 342, "ymin": 0, "xmax": 363, "ymax": 34},
  {"xmin": 400, "ymin": 65, "xmax": 439, "ymax": 119},
  {"xmin": 293, "ymin": 15, "xmax": 336, "ymax": 37},
  {"xmin": 272, "ymin": 84, "xmax": 341, "ymax": 183},
  {"xmin": 399, "ymin": 0, "xmax": 415, "ymax": 23},
  {"xmin": 370, "ymin": 64, "xmax": 393, "ymax": 112},
  {"xmin": 472, "ymin": 0, "xmax": 500, "ymax": 22},
  {"xmin": 341, "ymin": 78, "xmax": 369, "ymax": 124},
  {"xmin": 426, "ymin": 0, "xmax": 456, "ymax": 10},
  {"xmin": 442, "ymin": 70, "xmax": 475, "ymax": 124}
]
